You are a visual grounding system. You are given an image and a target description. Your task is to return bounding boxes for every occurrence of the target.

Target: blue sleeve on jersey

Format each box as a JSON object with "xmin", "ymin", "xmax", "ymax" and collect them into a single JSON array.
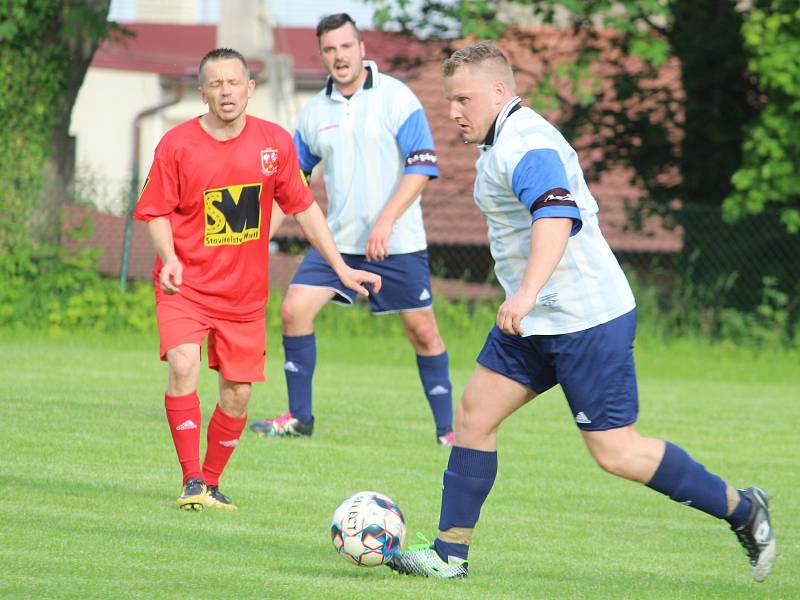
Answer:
[
  {"xmin": 293, "ymin": 130, "xmax": 321, "ymax": 175},
  {"xmin": 511, "ymin": 149, "xmax": 582, "ymax": 236},
  {"xmin": 396, "ymin": 108, "xmax": 439, "ymax": 178}
]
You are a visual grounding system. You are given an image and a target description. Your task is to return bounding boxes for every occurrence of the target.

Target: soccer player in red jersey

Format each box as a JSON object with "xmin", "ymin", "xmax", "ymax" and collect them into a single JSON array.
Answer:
[{"xmin": 134, "ymin": 48, "xmax": 381, "ymax": 511}]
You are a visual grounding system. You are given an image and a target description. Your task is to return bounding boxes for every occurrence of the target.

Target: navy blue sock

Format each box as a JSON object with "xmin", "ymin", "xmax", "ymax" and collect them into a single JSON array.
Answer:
[
  {"xmin": 726, "ymin": 492, "xmax": 752, "ymax": 529},
  {"xmin": 282, "ymin": 333, "xmax": 316, "ymax": 423},
  {"xmin": 416, "ymin": 352, "xmax": 453, "ymax": 436},
  {"xmin": 646, "ymin": 441, "xmax": 729, "ymax": 518},
  {"xmin": 434, "ymin": 446, "xmax": 497, "ymax": 562}
]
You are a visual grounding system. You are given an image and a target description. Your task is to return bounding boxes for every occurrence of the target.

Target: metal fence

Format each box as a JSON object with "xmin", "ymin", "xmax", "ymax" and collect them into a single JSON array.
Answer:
[{"xmin": 275, "ymin": 205, "xmax": 800, "ymax": 333}]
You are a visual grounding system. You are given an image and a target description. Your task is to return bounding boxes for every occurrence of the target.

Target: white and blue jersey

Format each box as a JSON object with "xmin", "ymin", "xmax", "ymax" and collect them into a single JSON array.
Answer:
[
  {"xmin": 475, "ymin": 97, "xmax": 635, "ymax": 335},
  {"xmin": 294, "ymin": 60, "xmax": 439, "ymax": 255}
]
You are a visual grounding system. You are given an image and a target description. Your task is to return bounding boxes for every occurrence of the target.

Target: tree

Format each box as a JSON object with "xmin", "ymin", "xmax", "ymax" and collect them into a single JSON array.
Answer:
[
  {"xmin": 724, "ymin": 0, "xmax": 800, "ymax": 234},
  {"xmin": 0, "ymin": 0, "xmax": 114, "ymax": 253}
]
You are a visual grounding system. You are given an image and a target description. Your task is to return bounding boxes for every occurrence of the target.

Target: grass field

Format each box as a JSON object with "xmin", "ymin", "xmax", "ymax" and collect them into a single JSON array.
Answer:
[{"xmin": 0, "ymin": 316, "xmax": 797, "ymax": 599}]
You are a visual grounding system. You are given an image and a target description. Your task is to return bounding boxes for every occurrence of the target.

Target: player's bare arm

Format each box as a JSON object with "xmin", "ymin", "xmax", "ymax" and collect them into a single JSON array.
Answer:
[
  {"xmin": 269, "ymin": 200, "xmax": 286, "ymax": 240},
  {"xmin": 294, "ymin": 201, "xmax": 382, "ymax": 296},
  {"xmin": 365, "ymin": 173, "xmax": 429, "ymax": 261},
  {"xmin": 146, "ymin": 216, "xmax": 182, "ymax": 295},
  {"xmin": 496, "ymin": 217, "xmax": 572, "ymax": 336}
]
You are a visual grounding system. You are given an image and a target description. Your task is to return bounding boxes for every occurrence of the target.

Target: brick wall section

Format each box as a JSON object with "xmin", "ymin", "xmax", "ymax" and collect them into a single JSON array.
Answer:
[{"xmin": 62, "ymin": 204, "xmax": 156, "ymax": 281}]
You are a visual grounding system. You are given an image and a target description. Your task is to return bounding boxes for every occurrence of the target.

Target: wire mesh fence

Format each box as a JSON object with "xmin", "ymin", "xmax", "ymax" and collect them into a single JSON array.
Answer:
[
  {"xmin": 273, "ymin": 204, "xmax": 800, "ymax": 341},
  {"xmin": 68, "ymin": 196, "xmax": 798, "ymax": 342}
]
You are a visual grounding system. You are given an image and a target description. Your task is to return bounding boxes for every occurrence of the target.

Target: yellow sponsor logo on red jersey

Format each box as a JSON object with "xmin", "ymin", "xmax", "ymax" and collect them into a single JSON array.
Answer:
[{"xmin": 203, "ymin": 183, "xmax": 262, "ymax": 246}]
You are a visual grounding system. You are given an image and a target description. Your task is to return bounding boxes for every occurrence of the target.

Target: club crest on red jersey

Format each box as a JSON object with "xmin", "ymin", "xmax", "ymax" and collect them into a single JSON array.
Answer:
[{"xmin": 260, "ymin": 148, "xmax": 279, "ymax": 176}]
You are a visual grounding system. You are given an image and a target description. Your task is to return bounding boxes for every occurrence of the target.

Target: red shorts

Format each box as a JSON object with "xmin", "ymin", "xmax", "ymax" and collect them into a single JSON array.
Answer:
[{"xmin": 156, "ymin": 295, "xmax": 266, "ymax": 383}]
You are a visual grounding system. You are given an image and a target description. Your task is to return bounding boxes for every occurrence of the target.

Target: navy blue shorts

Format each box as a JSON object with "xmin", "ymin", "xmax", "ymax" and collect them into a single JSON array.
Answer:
[
  {"xmin": 476, "ymin": 310, "xmax": 639, "ymax": 431},
  {"xmin": 290, "ymin": 247, "xmax": 435, "ymax": 314}
]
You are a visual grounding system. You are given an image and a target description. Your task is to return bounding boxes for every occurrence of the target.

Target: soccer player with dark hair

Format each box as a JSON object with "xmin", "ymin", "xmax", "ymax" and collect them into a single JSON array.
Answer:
[
  {"xmin": 134, "ymin": 47, "xmax": 380, "ymax": 511},
  {"xmin": 386, "ymin": 42, "xmax": 776, "ymax": 582},
  {"xmin": 249, "ymin": 14, "xmax": 455, "ymax": 447}
]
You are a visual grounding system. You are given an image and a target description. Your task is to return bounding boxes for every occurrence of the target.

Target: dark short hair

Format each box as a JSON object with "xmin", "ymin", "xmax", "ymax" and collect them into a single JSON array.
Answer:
[
  {"xmin": 316, "ymin": 13, "xmax": 359, "ymax": 40},
  {"xmin": 198, "ymin": 48, "xmax": 250, "ymax": 86}
]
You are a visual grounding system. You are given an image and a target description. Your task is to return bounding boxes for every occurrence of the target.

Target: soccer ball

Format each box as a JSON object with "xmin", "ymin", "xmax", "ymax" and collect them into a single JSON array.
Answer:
[{"xmin": 330, "ymin": 491, "xmax": 406, "ymax": 567}]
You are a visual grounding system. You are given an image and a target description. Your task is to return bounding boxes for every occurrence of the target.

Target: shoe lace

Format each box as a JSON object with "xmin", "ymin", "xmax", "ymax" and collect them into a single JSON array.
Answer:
[
  {"xmin": 271, "ymin": 412, "xmax": 294, "ymax": 427},
  {"xmin": 734, "ymin": 528, "xmax": 759, "ymax": 564},
  {"xmin": 407, "ymin": 532, "xmax": 434, "ymax": 552},
  {"xmin": 207, "ymin": 485, "xmax": 230, "ymax": 502}
]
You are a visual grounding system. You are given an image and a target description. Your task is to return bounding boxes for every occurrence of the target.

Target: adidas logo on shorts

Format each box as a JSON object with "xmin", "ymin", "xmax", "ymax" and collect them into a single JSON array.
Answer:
[
  {"xmin": 574, "ymin": 412, "xmax": 592, "ymax": 424},
  {"xmin": 419, "ymin": 288, "xmax": 431, "ymax": 301}
]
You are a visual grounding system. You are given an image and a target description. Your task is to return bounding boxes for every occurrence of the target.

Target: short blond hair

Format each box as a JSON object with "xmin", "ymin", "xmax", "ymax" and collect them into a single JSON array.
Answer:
[{"xmin": 442, "ymin": 42, "xmax": 515, "ymax": 89}]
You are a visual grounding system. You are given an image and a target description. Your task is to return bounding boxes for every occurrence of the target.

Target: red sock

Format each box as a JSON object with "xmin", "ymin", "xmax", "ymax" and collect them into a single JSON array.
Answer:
[
  {"xmin": 165, "ymin": 392, "xmax": 203, "ymax": 484},
  {"xmin": 202, "ymin": 405, "xmax": 247, "ymax": 486}
]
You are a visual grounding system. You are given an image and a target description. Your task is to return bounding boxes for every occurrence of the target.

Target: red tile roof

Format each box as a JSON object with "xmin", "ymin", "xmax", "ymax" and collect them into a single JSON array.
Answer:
[{"xmin": 91, "ymin": 23, "xmax": 263, "ymax": 77}]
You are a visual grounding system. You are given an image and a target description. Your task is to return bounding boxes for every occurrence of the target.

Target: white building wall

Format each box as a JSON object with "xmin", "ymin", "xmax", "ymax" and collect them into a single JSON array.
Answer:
[
  {"xmin": 109, "ymin": 0, "xmax": 219, "ymax": 23},
  {"xmin": 69, "ymin": 68, "xmax": 162, "ymax": 213},
  {"xmin": 270, "ymin": 0, "xmax": 375, "ymax": 27},
  {"xmin": 111, "ymin": 0, "xmax": 375, "ymax": 28}
]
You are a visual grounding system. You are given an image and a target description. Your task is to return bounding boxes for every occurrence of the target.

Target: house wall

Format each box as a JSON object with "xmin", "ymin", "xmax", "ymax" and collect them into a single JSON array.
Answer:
[
  {"xmin": 109, "ymin": 0, "xmax": 218, "ymax": 23},
  {"xmin": 70, "ymin": 68, "xmax": 162, "ymax": 213}
]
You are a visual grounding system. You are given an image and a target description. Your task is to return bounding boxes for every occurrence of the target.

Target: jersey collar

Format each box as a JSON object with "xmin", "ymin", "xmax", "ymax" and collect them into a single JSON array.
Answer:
[
  {"xmin": 479, "ymin": 96, "xmax": 523, "ymax": 150},
  {"xmin": 326, "ymin": 60, "xmax": 379, "ymax": 100}
]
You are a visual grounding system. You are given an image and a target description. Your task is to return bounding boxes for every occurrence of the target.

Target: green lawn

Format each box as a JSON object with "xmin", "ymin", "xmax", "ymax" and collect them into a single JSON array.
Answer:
[{"xmin": 0, "ymin": 318, "xmax": 797, "ymax": 599}]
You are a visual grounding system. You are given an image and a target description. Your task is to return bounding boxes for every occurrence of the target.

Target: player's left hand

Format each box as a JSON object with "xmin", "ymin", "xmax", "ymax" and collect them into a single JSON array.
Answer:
[
  {"xmin": 496, "ymin": 291, "xmax": 537, "ymax": 336},
  {"xmin": 365, "ymin": 218, "xmax": 393, "ymax": 261},
  {"xmin": 340, "ymin": 267, "xmax": 382, "ymax": 297}
]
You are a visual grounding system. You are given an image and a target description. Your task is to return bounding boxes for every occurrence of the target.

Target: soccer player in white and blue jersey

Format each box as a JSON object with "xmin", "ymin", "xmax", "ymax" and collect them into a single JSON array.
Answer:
[
  {"xmin": 387, "ymin": 42, "xmax": 776, "ymax": 582},
  {"xmin": 249, "ymin": 14, "xmax": 455, "ymax": 446}
]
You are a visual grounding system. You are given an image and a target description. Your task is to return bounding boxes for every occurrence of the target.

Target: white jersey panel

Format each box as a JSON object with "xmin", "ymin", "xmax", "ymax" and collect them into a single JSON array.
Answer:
[
  {"xmin": 296, "ymin": 62, "xmax": 433, "ymax": 255},
  {"xmin": 475, "ymin": 107, "xmax": 635, "ymax": 335}
]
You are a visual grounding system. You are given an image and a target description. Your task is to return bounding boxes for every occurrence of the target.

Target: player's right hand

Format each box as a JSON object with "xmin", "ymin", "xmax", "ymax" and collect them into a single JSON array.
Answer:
[
  {"xmin": 340, "ymin": 268, "xmax": 382, "ymax": 297},
  {"xmin": 159, "ymin": 258, "xmax": 183, "ymax": 294},
  {"xmin": 496, "ymin": 290, "xmax": 536, "ymax": 336}
]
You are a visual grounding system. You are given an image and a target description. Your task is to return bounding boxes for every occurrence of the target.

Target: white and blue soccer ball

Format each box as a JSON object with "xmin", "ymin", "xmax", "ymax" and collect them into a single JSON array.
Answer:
[{"xmin": 331, "ymin": 491, "xmax": 406, "ymax": 567}]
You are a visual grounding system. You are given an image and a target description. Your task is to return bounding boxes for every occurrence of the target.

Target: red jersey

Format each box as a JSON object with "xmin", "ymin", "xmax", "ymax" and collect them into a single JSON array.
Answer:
[{"xmin": 134, "ymin": 116, "xmax": 312, "ymax": 320}]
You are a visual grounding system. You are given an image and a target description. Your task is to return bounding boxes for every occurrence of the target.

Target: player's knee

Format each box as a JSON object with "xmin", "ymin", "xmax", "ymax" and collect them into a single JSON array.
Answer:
[
  {"xmin": 407, "ymin": 324, "xmax": 444, "ymax": 353},
  {"xmin": 233, "ymin": 382, "xmax": 251, "ymax": 402},
  {"xmin": 167, "ymin": 349, "xmax": 199, "ymax": 383},
  {"xmin": 280, "ymin": 299, "xmax": 306, "ymax": 328},
  {"xmin": 221, "ymin": 385, "xmax": 250, "ymax": 417},
  {"xmin": 456, "ymin": 397, "xmax": 495, "ymax": 437},
  {"xmin": 591, "ymin": 446, "xmax": 633, "ymax": 478}
]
